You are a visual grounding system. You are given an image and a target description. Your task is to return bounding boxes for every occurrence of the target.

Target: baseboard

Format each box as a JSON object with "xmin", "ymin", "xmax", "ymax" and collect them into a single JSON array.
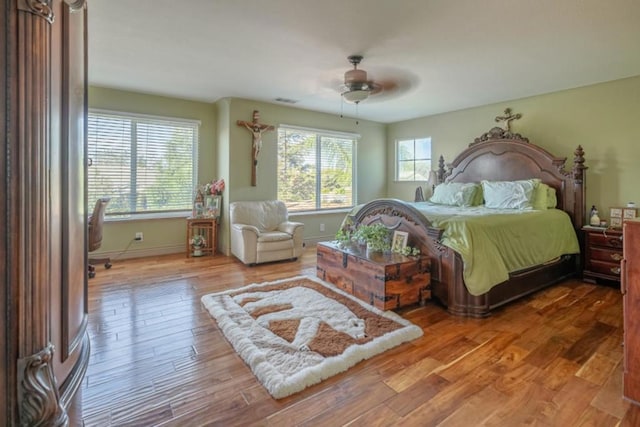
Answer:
[
  {"xmin": 304, "ymin": 236, "xmax": 334, "ymax": 245},
  {"xmin": 93, "ymin": 244, "xmax": 185, "ymax": 261},
  {"xmin": 93, "ymin": 240, "xmax": 325, "ymax": 261}
]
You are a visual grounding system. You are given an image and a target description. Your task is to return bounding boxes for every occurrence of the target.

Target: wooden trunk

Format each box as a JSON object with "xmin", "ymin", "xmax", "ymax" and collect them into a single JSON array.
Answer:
[{"xmin": 316, "ymin": 241, "xmax": 430, "ymax": 310}]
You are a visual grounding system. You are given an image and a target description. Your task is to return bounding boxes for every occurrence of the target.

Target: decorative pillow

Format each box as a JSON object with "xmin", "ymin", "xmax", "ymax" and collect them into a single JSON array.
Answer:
[
  {"xmin": 532, "ymin": 183, "xmax": 559, "ymax": 209},
  {"xmin": 532, "ymin": 183, "xmax": 550, "ymax": 210},
  {"xmin": 481, "ymin": 179, "xmax": 540, "ymax": 210},
  {"xmin": 546, "ymin": 186, "xmax": 557, "ymax": 208},
  {"xmin": 429, "ymin": 182, "xmax": 480, "ymax": 207}
]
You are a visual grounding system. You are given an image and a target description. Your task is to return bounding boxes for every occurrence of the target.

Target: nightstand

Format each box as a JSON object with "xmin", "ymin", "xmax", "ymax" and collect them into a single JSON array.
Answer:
[{"xmin": 582, "ymin": 226, "xmax": 622, "ymax": 283}]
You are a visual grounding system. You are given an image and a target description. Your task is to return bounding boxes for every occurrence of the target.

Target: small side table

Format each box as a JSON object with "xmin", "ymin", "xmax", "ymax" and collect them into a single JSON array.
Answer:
[{"xmin": 186, "ymin": 217, "xmax": 217, "ymax": 257}]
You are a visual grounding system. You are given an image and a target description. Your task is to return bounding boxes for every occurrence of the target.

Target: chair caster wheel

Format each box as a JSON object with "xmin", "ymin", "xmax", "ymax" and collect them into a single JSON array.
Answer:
[
  {"xmin": 105, "ymin": 262, "xmax": 112, "ymax": 269},
  {"xmin": 88, "ymin": 271, "xmax": 96, "ymax": 279}
]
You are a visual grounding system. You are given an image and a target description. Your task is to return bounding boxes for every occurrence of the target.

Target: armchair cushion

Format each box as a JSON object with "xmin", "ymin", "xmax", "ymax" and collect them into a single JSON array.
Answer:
[{"xmin": 230, "ymin": 200, "xmax": 304, "ymax": 265}]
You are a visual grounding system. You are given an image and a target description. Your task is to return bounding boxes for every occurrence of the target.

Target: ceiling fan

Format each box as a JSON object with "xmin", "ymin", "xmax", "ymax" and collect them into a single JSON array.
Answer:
[{"xmin": 340, "ymin": 55, "xmax": 386, "ymax": 104}]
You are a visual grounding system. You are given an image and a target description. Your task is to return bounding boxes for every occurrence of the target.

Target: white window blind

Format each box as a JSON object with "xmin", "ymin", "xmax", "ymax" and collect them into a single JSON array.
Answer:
[
  {"xmin": 87, "ymin": 110, "xmax": 199, "ymax": 216},
  {"xmin": 396, "ymin": 137, "xmax": 431, "ymax": 181},
  {"xmin": 277, "ymin": 126, "xmax": 356, "ymax": 212}
]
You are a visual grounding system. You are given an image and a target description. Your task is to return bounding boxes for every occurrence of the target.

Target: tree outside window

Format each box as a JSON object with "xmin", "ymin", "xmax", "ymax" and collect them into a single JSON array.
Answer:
[{"xmin": 277, "ymin": 127, "xmax": 356, "ymax": 212}]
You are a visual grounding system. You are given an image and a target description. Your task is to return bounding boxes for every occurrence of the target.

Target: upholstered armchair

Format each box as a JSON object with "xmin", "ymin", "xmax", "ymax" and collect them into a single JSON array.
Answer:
[
  {"xmin": 88, "ymin": 197, "xmax": 112, "ymax": 278},
  {"xmin": 230, "ymin": 200, "xmax": 304, "ymax": 265}
]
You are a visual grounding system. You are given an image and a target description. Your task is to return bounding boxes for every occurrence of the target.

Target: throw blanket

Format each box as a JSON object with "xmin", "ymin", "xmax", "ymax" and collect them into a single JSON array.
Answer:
[{"xmin": 345, "ymin": 202, "xmax": 580, "ymax": 296}]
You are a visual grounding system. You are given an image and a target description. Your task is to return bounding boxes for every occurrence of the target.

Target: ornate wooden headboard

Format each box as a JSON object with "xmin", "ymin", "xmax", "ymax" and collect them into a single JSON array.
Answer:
[{"xmin": 436, "ymin": 127, "xmax": 587, "ymax": 229}]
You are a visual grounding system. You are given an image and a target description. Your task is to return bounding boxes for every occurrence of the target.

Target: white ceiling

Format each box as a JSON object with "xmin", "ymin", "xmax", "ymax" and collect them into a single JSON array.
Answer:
[{"xmin": 88, "ymin": 0, "xmax": 640, "ymax": 123}]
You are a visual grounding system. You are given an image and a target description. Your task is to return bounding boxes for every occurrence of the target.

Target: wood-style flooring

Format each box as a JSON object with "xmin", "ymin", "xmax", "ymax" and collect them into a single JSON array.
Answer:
[{"xmin": 79, "ymin": 246, "xmax": 640, "ymax": 426}]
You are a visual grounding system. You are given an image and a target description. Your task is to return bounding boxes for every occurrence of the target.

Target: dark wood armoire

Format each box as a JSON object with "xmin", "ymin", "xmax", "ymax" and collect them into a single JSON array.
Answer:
[
  {"xmin": 623, "ymin": 219, "xmax": 640, "ymax": 405},
  {"xmin": 2, "ymin": 1, "xmax": 90, "ymax": 425}
]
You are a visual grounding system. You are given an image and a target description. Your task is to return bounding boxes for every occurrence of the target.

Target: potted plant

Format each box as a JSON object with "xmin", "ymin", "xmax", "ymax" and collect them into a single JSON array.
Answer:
[
  {"xmin": 351, "ymin": 223, "xmax": 391, "ymax": 253},
  {"xmin": 190, "ymin": 235, "xmax": 207, "ymax": 257}
]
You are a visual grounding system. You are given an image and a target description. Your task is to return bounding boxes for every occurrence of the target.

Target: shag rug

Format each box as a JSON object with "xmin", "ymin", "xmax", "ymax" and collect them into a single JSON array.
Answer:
[{"xmin": 201, "ymin": 275, "xmax": 423, "ymax": 399}]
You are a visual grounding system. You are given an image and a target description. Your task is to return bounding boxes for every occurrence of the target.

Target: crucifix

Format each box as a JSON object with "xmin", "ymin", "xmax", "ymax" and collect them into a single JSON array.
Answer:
[
  {"xmin": 237, "ymin": 110, "xmax": 274, "ymax": 186},
  {"xmin": 494, "ymin": 108, "xmax": 522, "ymax": 132}
]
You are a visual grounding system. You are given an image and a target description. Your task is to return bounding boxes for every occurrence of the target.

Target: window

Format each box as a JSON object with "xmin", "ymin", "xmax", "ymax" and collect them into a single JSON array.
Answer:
[
  {"xmin": 87, "ymin": 110, "xmax": 199, "ymax": 217},
  {"xmin": 277, "ymin": 125, "xmax": 357, "ymax": 212},
  {"xmin": 396, "ymin": 137, "xmax": 431, "ymax": 181}
]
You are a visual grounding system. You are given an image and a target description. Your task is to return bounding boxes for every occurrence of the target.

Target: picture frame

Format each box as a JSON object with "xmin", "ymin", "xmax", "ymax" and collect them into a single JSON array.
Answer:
[
  {"xmin": 194, "ymin": 201, "xmax": 204, "ymax": 218},
  {"xmin": 610, "ymin": 207, "xmax": 623, "ymax": 219},
  {"xmin": 204, "ymin": 195, "xmax": 222, "ymax": 219},
  {"xmin": 392, "ymin": 231, "xmax": 409, "ymax": 253},
  {"xmin": 611, "ymin": 217, "xmax": 623, "ymax": 228},
  {"xmin": 624, "ymin": 207, "xmax": 637, "ymax": 220}
]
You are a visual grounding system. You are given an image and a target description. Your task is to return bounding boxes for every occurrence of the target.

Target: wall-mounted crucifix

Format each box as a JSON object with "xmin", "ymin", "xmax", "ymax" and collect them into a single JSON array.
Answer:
[
  {"xmin": 237, "ymin": 110, "xmax": 274, "ymax": 186},
  {"xmin": 494, "ymin": 108, "xmax": 522, "ymax": 132}
]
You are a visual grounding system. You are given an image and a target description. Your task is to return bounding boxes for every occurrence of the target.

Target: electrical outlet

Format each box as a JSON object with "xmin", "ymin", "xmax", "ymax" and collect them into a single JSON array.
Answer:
[
  {"xmin": 135, "ymin": 232, "xmax": 143, "ymax": 241},
  {"xmin": 320, "ymin": 223, "xmax": 325, "ymax": 232}
]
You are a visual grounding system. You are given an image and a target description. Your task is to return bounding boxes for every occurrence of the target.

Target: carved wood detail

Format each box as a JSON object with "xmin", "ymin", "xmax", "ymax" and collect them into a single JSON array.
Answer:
[
  {"xmin": 3, "ymin": 1, "xmax": 89, "ymax": 424},
  {"xmin": 17, "ymin": 0, "xmax": 54, "ymax": 23},
  {"xmin": 17, "ymin": 344, "xmax": 68, "ymax": 427},
  {"xmin": 472, "ymin": 126, "xmax": 530, "ymax": 145}
]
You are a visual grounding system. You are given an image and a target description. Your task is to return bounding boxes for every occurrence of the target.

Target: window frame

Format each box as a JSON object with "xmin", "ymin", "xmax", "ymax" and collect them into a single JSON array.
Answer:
[
  {"xmin": 395, "ymin": 137, "xmax": 432, "ymax": 182},
  {"xmin": 87, "ymin": 109, "xmax": 200, "ymax": 220},
  {"xmin": 277, "ymin": 124, "xmax": 358, "ymax": 213}
]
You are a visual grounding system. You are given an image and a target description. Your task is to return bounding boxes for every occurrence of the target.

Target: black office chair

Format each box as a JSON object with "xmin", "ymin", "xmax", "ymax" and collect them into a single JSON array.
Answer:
[{"xmin": 88, "ymin": 198, "xmax": 112, "ymax": 278}]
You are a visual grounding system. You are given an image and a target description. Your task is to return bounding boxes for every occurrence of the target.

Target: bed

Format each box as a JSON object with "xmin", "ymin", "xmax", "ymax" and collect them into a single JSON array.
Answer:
[{"xmin": 347, "ymin": 126, "xmax": 586, "ymax": 317}]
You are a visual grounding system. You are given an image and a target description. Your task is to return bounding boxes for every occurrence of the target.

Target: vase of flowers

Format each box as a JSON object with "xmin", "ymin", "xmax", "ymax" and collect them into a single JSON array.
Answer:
[
  {"xmin": 203, "ymin": 178, "xmax": 225, "ymax": 196},
  {"xmin": 190, "ymin": 235, "xmax": 206, "ymax": 257}
]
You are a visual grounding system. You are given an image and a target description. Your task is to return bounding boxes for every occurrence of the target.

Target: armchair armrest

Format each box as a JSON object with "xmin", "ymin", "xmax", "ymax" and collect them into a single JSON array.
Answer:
[
  {"xmin": 277, "ymin": 221, "xmax": 304, "ymax": 235},
  {"xmin": 232, "ymin": 223, "xmax": 260, "ymax": 235}
]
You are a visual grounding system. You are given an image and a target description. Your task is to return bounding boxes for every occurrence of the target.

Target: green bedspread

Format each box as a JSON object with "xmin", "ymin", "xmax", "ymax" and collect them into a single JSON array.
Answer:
[{"xmin": 413, "ymin": 202, "xmax": 580, "ymax": 295}]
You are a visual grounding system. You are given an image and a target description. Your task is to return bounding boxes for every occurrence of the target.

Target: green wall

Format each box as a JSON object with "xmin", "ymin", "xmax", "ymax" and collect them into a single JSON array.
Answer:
[
  {"xmin": 88, "ymin": 88, "xmax": 387, "ymax": 258},
  {"xmin": 88, "ymin": 87, "xmax": 218, "ymax": 258},
  {"xmin": 387, "ymin": 75, "xmax": 640, "ymax": 221},
  {"xmin": 218, "ymin": 98, "xmax": 386, "ymax": 253},
  {"xmin": 90, "ymin": 75, "xmax": 640, "ymax": 259}
]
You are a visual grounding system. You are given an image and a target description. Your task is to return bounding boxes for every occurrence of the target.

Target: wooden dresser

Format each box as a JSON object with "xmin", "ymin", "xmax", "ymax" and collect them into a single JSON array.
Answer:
[
  {"xmin": 316, "ymin": 241, "xmax": 431, "ymax": 310},
  {"xmin": 623, "ymin": 219, "xmax": 640, "ymax": 405},
  {"xmin": 582, "ymin": 226, "xmax": 623, "ymax": 283}
]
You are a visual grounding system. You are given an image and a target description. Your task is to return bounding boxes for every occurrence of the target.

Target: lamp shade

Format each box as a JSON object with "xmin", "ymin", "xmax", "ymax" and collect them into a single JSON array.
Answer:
[{"xmin": 342, "ymin": 89, "xmax": 369, "ymax": 104}]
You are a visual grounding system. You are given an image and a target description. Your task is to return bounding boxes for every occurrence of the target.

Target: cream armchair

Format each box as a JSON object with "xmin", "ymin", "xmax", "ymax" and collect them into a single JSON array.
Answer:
[{"xmin": 230, "ymin": 200, "xmax": 304, "ymax": 265}]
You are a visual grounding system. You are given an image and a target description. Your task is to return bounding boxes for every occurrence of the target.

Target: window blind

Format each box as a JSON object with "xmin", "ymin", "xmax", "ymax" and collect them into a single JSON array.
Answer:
[{"xmin": 87, "ymin": 110, "xmax": 199, "ymax": 216}]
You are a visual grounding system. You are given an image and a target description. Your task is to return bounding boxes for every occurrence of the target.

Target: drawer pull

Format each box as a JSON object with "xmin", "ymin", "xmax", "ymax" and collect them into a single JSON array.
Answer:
[
  {"xmin": 610, "ymin": 253, "xmax": 623, "ymax": 261},
  {"xmin": 611, "ymin": 266, "xmax": 621, "ymax": 275}
]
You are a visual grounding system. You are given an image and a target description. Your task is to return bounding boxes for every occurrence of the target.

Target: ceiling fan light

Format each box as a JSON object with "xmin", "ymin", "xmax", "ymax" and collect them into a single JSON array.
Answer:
[{"xmin": 342, "ymin": 89, "xmax": 369, "ymax": 104}]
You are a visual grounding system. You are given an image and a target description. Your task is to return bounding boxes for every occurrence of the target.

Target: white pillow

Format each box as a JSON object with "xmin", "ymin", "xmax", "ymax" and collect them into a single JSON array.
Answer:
[
  {"xmin": 429, "ymin": 182, "xmax": 479, "ymax": 207},
  {"xmin": 481, "ymin": 179, "xmax": 540, "ymax": 210}
]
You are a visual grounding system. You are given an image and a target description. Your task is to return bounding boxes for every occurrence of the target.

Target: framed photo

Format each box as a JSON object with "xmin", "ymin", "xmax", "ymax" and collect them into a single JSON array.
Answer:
[
  {"xmin": 205, "ymin": 195, "xmax": 222, "ymax": 219},
  {"xmin": 610, "ymin": 207, "xmax": 623, "ymax": 219},
  {"xmin": 624, "ymin": 207, "xmax": 637, "ymax": 219},
  {"xmin": 392, "ymin": 231, "xmax": 409, "ymax": 253},
  {"xmin": 611, "ymin": 217, "xmax": 623, "ymax": 228}
]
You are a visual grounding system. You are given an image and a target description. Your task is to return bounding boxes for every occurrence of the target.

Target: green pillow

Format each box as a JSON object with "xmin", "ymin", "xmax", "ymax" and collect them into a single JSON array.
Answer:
[
  {"xmin": 532, "ymin": 183, "xmax": 558, "ymax": 209},
  {"xmin": 430, "ymin": 182, "xmax": 480, "ymax": 207},
  {"xmin": 546, "ymin": 186, "xmax": 557, "ymax": 208},
  {"xmin": 532, "ymin": 183, "xmax": 550, "ymax": 210},
  {"xmin": 482, "ymin": 179, "xmax": 540, "ymax": 210}
]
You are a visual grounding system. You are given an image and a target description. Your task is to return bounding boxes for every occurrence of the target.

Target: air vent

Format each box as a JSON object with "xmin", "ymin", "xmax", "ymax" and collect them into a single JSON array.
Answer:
[{"xmin": 275, "ymin": 97, "xmax": 298, "ymax": 104}]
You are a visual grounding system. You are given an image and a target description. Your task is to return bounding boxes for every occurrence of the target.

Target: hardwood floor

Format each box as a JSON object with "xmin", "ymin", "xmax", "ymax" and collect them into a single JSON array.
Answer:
[{"xmin": 80, "ymin": 246, "xmax": 640, "ymax": 426}]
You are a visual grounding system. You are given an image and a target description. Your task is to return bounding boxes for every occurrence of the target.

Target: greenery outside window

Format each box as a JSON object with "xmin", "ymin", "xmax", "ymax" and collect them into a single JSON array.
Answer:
[
  {"xmin": 87, "ymin": 110, "xmax": 199, "ymax": 218},
  {"xmin": 277, "ymin": 125, "xmax": 357, "ymax": 212},
  {"xmin": 396, "ymin": 137, "xmax": 431, "ymax": 181}
]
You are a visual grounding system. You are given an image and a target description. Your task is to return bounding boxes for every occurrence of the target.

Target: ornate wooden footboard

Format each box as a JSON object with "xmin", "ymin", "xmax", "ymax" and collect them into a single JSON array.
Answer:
[{"xmin": 349, "ymin": 127, "xmax": 586, "ymax": 317}]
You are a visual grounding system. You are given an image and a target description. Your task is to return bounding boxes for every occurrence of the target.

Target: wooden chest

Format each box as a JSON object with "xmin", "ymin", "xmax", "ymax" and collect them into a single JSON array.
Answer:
[{"xmin": 316, "ymin": 241, "xmax": 431, "ymax": 310}]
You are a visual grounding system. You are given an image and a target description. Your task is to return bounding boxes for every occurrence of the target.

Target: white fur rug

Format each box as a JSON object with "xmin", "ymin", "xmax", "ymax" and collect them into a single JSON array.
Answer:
[{"xmin": 201, "ymin": 275, "xmax": 423, "ymax": 399}]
